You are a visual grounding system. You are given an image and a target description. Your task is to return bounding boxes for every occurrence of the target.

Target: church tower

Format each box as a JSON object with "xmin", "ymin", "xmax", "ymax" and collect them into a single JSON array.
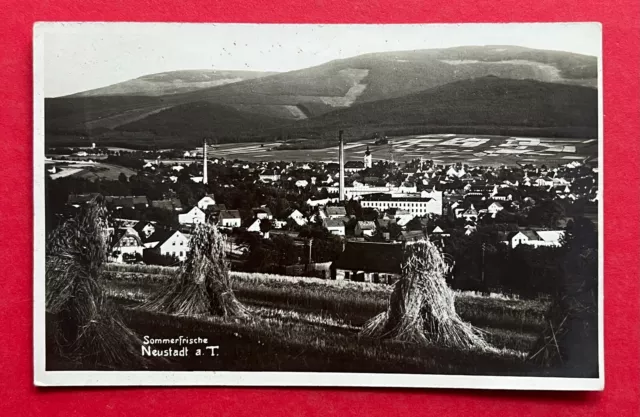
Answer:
[{"xmin": 364, "ymin": 146, "xmax": 372, "ymax": 169}]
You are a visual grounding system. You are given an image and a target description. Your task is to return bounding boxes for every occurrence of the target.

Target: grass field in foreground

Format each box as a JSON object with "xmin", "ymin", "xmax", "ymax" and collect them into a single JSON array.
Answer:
[{"xmin": 56, "ymin": 264, "xmax": 558, "ymax": 375}]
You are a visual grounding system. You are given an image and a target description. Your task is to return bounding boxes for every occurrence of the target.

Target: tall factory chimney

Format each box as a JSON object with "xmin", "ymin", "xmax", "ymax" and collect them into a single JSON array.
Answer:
[
  {"xmin": 203, "ymin": 137, "xmax": 208, "ymax": 184},
  {"xmin": 338, "ymin": 130, "xmax": 345, "ymax": 201}
]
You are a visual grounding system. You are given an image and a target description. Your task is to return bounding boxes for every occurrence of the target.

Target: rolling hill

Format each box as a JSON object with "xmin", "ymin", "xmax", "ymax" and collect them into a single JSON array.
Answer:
[
  {"xmin": 298, "ymin": 76, "xmax": 598, "ymax": 131},
  {"xmin": 162, "ymin": 45, "xmax": 597, "ymax": 119},
  {"xmin": 109, "ymin": 77, "xmax": 597, "ymax": 145},
  {"xmin": 44, "ymin": 46, "xmax": 598, "ymax": 145},
  {"xmin": 114, "ymin": 101, "xmax": 287, "ymax": 137},
  {"xmin": 66, "ymin": 70, "xmax": 277, "ymax": 97}
]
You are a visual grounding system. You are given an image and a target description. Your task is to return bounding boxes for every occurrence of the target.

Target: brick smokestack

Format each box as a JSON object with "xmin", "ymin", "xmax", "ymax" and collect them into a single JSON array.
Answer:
[
  {"xmin": 203, "ymin": 137, "xmax": 208, "ymax": 184},
  {"xmin": 338, "ymin": 130, "xmax": 345, "ymax": 201}
]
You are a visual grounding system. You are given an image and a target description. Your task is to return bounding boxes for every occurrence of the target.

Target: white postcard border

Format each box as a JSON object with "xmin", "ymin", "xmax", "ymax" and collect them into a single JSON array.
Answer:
[{"xmin": 33, "ymin": 21, "xmax": 605, "ymax": 390}]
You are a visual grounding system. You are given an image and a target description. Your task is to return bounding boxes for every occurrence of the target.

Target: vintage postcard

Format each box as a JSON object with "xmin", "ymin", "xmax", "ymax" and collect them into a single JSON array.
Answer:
[{"xmin": 34, "ymin": 22, "xmax": 603, "ymax": 390}]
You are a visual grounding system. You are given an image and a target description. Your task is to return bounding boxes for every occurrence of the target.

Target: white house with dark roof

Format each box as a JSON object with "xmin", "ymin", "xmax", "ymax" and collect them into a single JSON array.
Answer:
[
  {"xmin": 247, "ymin": 218, "xmax": 270, "ymax": 238},
  {"xmin": 133, "ymin": 221, "xmax": 156, "ymax": 240},
  {"xmin": 109, "ymin": 228, "xmax": 144, "ymax": 263},
  {"xmin": 218, "ymin": 210, "xmax": 242, "ymax": 228},
  {"xmin": 355, "ymin": 221, "xmax": 376, "ymax": 237},
  {"xmin": 325, "ymin": 206, "xmax": 347, "ymax": 219},
  {"xmin": 344, "ymin": 160, "xmax": 365, "ymax": 173},
  {"xmin": 147, "ymin": 230, "xmax": 190, "ymax": 261},
  {"xmin": 252, "ymin": 207, "xmax": 273, "ymax": 220},
  {"xmin": 487, "ymin": 202, "xmax": 504, "ymax": 215},
  {"xmin": 461, "ymin": 205, "xmax": 479, "ymax": 222},
  {"xmin": 501, "ymin": 229, "xmax": 565, "ymax": 248},
  {"xmin": 323, "ymin": 218, "xmax": 345, "ymax": 236},
  {"xmin": 197, "ymin": 195, "xmax": 217, "ymax": 211},
  {"xmin": 288, "ymin": 209, "xmax": 307, "ymax": 227},
  {"xmin": 178, "ymin": 206, "xmax": 206, "ymax": 225}
]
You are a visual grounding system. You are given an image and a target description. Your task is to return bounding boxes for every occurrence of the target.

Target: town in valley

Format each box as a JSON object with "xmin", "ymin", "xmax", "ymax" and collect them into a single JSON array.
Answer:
[{"xmin": 46, "ymin": 131, "xmax": 598, "ymax": 291}]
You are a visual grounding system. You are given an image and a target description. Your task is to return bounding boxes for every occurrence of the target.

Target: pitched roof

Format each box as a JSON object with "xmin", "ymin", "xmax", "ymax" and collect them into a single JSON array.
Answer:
[
  {"xmin": 509, "ymin": 230, "xmax": 540, "ymax": 241},
  {"xmin": 219, "ymin": 209, "xmax": 241, "ymax": 220},
  {"xmin": 344, "ymin": 160, "xmax": 364, "ymax": 168},
  {"xmin": 535, "ymin": 230, "xmax": 565, "ymax": 243},
  {"xmin": 205, "ymin": 204, "xmax": 227, "ymax": 212},
  {"xmin": 332, "ymin": 242, "xmax": 403, "ymax": 274},
  {"xmin": 105, "ymin": 196, "xmax": 148, "ymax": 208},
  {"xmin": 253, "ymin": 207, "xmax": 273, "ymax": 216},
  {"xmin": 356, "ymin": 221, "xmax": 376, "ymax": 230},
  {"xmin": 146, "ymin": 229, "xmax": 178, "ymax": 245},
  {"xmin": 67, "ymin": 193, "xmax": 102, "ymax": 205},
  {"xmin": 376, "ymin": 218, "xmax": 396, "ymax": 229},
  {"xmin": 325, "ymin": 206, "xmax": 347, "ymax": 216},
  {"xmin": 400, "ymin": 230, "xmax": 426, "ymax": 241},
  {"xmin": 323, "ymin": 218, "xmax": 345, "ymax": 228},
  {"xmin": 111, "ymin": 228, "xmax": 143, "ymax": 248},
  {"xmin": 151, "ymin": 199, "xmax": 183, "ymax": 211},
  {"xmin": 133, "ymin": 221, "xmax": 154, "ymax": 234},
  {"xmin": 463, "ymin": 206, "xmax": 478, "ymax": 216}
]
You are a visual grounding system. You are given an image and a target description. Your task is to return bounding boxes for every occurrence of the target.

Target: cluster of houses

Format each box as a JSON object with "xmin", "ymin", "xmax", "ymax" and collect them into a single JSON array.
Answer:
[
  {"xmin": 58, "ymin": 145, "xmax": 595, "ymax": 281},
  {"xmin": 109, "ymin": 220, "xmax": 191, "ymax": 263}
]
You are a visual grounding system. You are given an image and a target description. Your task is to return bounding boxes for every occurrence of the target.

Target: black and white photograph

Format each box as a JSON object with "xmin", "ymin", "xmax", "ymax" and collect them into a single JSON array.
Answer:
[{"xmin": 34, "ymin": 22, "xmax": 603, "ymax": 390}]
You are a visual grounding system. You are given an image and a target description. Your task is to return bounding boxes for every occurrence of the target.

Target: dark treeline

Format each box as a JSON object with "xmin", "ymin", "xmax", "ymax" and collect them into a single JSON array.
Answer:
[{"xmin": 443, "ymin": 217, "xmax": 597, "ymax": 299}]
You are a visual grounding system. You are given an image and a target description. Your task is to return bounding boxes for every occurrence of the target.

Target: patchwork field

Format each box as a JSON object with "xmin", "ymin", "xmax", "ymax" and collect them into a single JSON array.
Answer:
[
  {"xmin": 46, "ymin": 161, "xmax": 137, "ymax": 181},
  {"xmin": 201, "ymin": 134, "xmax": 598, "ymax": 167}
]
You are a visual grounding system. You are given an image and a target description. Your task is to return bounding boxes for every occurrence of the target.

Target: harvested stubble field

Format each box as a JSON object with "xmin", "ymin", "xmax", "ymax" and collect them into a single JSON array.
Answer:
[{"xmin": 53, "ymin": 263, "xmax": 560, "ymax": 376}]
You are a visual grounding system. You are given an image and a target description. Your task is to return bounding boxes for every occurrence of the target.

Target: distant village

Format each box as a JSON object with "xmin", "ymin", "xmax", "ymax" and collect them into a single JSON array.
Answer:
[{"xmin": 46, "ymin": 136, "xmax": 599, "ymax": 285}]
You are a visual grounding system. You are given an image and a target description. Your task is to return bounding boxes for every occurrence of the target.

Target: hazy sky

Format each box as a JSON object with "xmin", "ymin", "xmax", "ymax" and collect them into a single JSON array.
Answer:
[{"xmin": 39, "ymin": 22, "xmax": 601, "ymax": 97}]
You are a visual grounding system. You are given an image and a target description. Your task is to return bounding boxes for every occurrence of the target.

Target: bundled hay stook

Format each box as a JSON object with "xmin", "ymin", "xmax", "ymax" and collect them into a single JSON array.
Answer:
[
  {"xmin": 143, "ymin": 222, "xmax": 249, "ymax": 318},
  {"xmin": 361, "ymin": 240, "xmax": 490, "ymax": 351},
  {"xmin": 46, "ymin": 201, "xmax": 152, "ymax": 370}
]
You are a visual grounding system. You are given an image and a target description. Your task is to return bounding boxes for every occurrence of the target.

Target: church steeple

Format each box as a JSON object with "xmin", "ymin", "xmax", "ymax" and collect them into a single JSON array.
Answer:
[{"xmin": 364, "ymin": 145, "xmax": 372, "ymax": 168}]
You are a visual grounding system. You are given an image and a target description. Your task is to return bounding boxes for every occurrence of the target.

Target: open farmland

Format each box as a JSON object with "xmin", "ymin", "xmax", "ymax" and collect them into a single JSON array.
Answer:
[
  {"xmin": 201, "ymin": 134, "xmax": 598, "ymax": 167},
  {"xmin": 45, "ymin": 263, "xmax": 566, "ymax": 376},
  {"xmin": 46, "ymin": 161, "xmax": 137, "ymax": 181}
]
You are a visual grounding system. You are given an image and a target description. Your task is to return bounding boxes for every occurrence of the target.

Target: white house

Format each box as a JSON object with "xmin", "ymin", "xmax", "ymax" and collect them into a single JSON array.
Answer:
[
  {"xmin": 149, "ymin": 230, "xmax": 190, "ymax": 261},
  {"xmin": 259, "ymin": 170, "xmax": 281, "ymax": 182},
  {"xmin": 253, "ymin": 207, "xmax": 273, "ymax": 220},
  {"xmin": 394, "ymin": 211, "xmax": 416, "ymax": 228},
  {"xmin": 288, "ymin": 209, "xmax": 307, "ymax": 227},
  {"xmin": 323, "ymin": 218, "xmax": 345, "ymax": 236},
  {"xmin": 218, "ymin": 210, "xmax": 242, "ymax": 228},
  {"xmin": 535, "ymin": 177, "xmax": 554, "ymax": 187},
  {"xmin": 502, "ymin": 230, "xmax": 565, "ymax": 248},
  {"xmin": 247, "ymin": 218, "xmax": 270, "ymax": 238},
  {"xmin": 487, "ymin": 202, "xmax": 504, "ymax": 215},
  {"xmin": 197, "ymin": 195, "xmax": 216, "ymax": 211},
  {"xmin": 461, "ymin": 205, "xmax": 479, "ymax": 222},
  {"xmin": 355, "ymin": 221, "xmax": 376, "ymax": 237},
  {"xmin": 295, "ymin": 179, "xmax": 309, "ymax": 188},
  {"xmin": 325, "ymin": 206, "xmax": 347, "ymax": 219},
  {"xmin": 133, "ymin": 221, "xmax": 156, "ymax": 240},
  {"xmin": 307, "ymin": 197, "xmax": 331, "ymax": 207},
  {"xmin": 178, "ymin": 206, "xmax": 206, "ymax": 225},
  {"xmin": 109, "ymin": 228, "xmax": 144, "ymax": 263}
]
